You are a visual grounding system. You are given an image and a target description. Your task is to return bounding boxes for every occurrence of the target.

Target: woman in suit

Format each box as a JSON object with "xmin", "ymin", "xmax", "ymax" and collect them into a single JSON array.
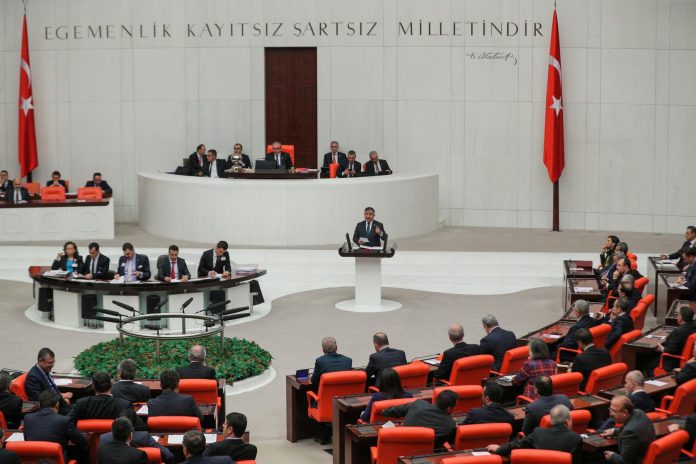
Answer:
[
  {"xmin": 513, "ymin": 338, "xmax": 557, "ymax": 400},
  {"xmin": 360, "ymin": 368, "xmax": 412, "ymax": 422},
  {"xmin": 51, "ymin": 241, "xmax": 83, "ymax": 273}
]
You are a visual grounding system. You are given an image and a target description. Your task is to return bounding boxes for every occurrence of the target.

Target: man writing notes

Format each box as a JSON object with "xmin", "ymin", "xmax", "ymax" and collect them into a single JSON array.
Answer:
[
  {"xmin": 353, "ymin": 207, "xmax": 387, "ymax": 247},
  {"xmin": 322, "ymin": 141, "xmax": 347, "ymax": 168},
  {"xmin": 113, "ymin": 242, "xmax": 151, "ymax": 282},
  {"xmin": 198, "ymin": 241, "xmax": 232, "ymax": 278},
  {"xmin": 156, "ymin": 245, "xmax": 191, "ymax": 282},
  {"xmin": 265, "ymin": 141, "xmax": 293, "ymax": 170}
]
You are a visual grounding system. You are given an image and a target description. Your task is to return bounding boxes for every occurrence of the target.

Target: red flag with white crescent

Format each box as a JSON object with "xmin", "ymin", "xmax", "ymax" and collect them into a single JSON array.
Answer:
[
  {"xmin": 18, "ymin": 14, "xmax": 38, "ymax": 178},
  {"xmin": 543, "ymin": 9, "xmax": 564, "ymax": 183}
]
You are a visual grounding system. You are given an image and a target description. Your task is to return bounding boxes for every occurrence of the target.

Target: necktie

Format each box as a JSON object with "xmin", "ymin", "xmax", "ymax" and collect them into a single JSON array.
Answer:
[
  {"xmin": 213, "ymin": 254, "xmax": 217, "ymax": 270},
  {"xmin": 375, "ymin": 162, "xmax": 380, "ymax": 173},
  {"xmin": 92, "ymin": 258, "xmax": 96, "ymax": 275},
  {"xmin": 171, "ymin": 261, "xmax": 176, "ymax": 279},
  {"xmin": 276, "ymin": 155, "xmax": 281, "ymax": 167},
  {"xmin": 15, "ymin": 189, "xmax": 19, "ymax": 203},
  {"xmin": 333, "ymin": 154, "xmax": 336, "ymax": 164},
  {"xmin": 349, "ymin": 163, "xmax": 353, "ymax": 171},
  {"xmin": 366, "ymin": 222, "xmax": 371, "ymax": 235}
]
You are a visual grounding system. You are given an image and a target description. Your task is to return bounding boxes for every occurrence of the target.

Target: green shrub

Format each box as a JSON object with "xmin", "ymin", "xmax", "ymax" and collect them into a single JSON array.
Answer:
[{"xmin": 73, "ymin": 336, "xmax": 272, "ymax": 383}]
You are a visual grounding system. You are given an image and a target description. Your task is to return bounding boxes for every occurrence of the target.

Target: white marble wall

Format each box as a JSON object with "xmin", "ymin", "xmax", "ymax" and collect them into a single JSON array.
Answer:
[{"xmin": 1, "ymin": 0, "xmax": 695, "ymax": 233}]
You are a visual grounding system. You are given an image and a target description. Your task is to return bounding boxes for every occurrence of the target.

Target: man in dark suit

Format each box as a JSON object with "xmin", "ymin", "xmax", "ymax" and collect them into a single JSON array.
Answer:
[
  {"xmin": 322, "ymin": 140, "xmax": 347, "ymax": 168},
  {"xmin": 68, "ymin": 371, "xmax": 131, "ymax": 423},
  {"xmin": 338, "ymin": 150, "xmax": 362, "ymax": 178},
  {"xmin": 23, "ymin": 391, "xmax": 88, "ymax": 458},
  {"xmin": 434, "ymin": 324, "xmax": 480, "ymax": 381},
  {"xmin": 598, "ymin": 370, "xmax": 655, "ymax": 431},
  {"xmin": 183, "ymin": 430, "xmax": 233, "ymax": 464},
  {"xmin": 601, "ymin": 396, "xmax": 655, "ymax": 464},
  {"xmin": 204, "ymin": 412, "xmax": 257, "ymax": 460},
  {"xmin": 648, "ymin": 305, "xmax": 696, "ymax": 374},
  {"xmin": 177, "ymin": 345, "xmax": 217, "ymax": 379},
  {"xmin": 25, "ymin": 347, "xmax": 71, "ymax": 413},
  {"xmin": 198, "ymin": 241, "xmax": 232, "ymax": 278},
  {"xmin": 265, "ymin": 141, "xmax": 293, "ymax": 169},
  {"xmin": 5, "ymin": 178, "xmax": 29, "ymax": 204},
  {"xmin": 156, "ymin": 245, "xmax": 191, "ymax": 282},
  {"xmin": 204, "ymin": 149, "xmax": 228, "ymax": 178},
  {"xmin": 363, "ymin": 150, "xmax": 392, "ymax": 175},
  {"xmin": 555, "ymin": 300, "xmax": 598, "ymax": 362},
  {"xmin": 0, "ymin": 428, "xmax": 19, "ymax": 464},
  {"xmin": 675, "ymin": 342, "xmax": 696, "ymax": 385},
  {"xmin": 521, "ymin": 376, "xmax": 574, "ymax": 435},
  {"xmin": 311, "ymin": 337, "xmax": 352, "ymax": 388},
  {"xmin": 571, "ymin": 328, "xmax": 612, "ymax": 391},
  {"xmin": 226, "ymin": 143, "xmax": 252, "ymax": 169},
  {"xmin": 46, "ymin": 170, "xmax": 68, "ymax": 191},
  {"xmin": 97, "ymin": 417, "xmax": 149, "ymax": 464},
  {"xmin": 479, "ymin": 314, "xmax": 517, "ymax": 372},
  {"xmin": 112, "ymin": 359, "xmax": 151, "ymax": 403},
  {"xmin": 464, "ymin": 382, "xmax": 515, "ymax": 426},
  {"xmin": 365, "ymin": 332, "xmax": 407, "ymax": 384},
  {"xmin": 660, "ymin": 226, "xmax": 696, "ymax": 270},
  {"xmin": 188, "ymin": 144, "xmax": 208, "ymax": 177},
  {"xmin": 0, "ymin": 373, "xmax": 22, "ymax": 429},
  {"xmin": 80, "ymin": 242, "xmax": 111, "ymax": 279},
  {"xmin": 147, "ymin": 369, "xmax": 202, "ymax": 421},
  {"xmin": 99, "ymin": 409, "xmax": 174, "ymax": 464},
  {"xmin": 0, "ymin": 170, "xmax": 13, "ymax": 198},
  {"xmin": 383, "ymin": 390, "xmax": 458, "ymax": 449},
  {"xmin": 678, "ymin": 248, "xmax": 696, "ymax": 291},
  {"xmin": 85, "ymin": 172, "xmax": 113, "ymax": 194},
  {"xmin": 609, "ymin": 256, "xmax": 643, "ymax": 295},
  {"xmin": 597, "ymin": 297, "xmax": 634, "ymax": 350},
  {"xmin": 113, "ymin": 242, "xmax": 151, "ymax": 282},
  {"xmin": 353, "ymin": 207, "xmax": 387, "ymax": 247}
]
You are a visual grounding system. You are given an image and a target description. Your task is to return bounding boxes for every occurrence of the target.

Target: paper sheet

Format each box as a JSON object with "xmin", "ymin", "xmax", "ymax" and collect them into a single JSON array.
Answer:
[
  {"xmin": 382, "ymin": 421, "xmax": 395, "ymax": 429},
  {"xmin": 471, "ymin": 451, "xmax": 491, "ymax": 456},
  {"xmin": 645, "ymin": 380, "xmax": 668, "ymax": 387},
  {"xmin": 543, "ymin": 334, "xmax": 562, "ymax": 339},
  {"xmin": 5, "ymin": 433, "xmax": 24, "ymax": 442},
  {"xmin": 167, "ymin": 434, "xmax": 184, "ymax": 444},
  {"xmin": 53, "ymin": 378, "xmax": 73, "ymax": 386},
  {"xmin": 574, "ymin": 286, "xmax": 594, "ymax": 292},
  {"xmin": 423, "ymin": 359, "xmax": 440, "ymax": 366},
  {"xmin": 136, "ymin": 404, "xmax": 149, "ymax": 415}
]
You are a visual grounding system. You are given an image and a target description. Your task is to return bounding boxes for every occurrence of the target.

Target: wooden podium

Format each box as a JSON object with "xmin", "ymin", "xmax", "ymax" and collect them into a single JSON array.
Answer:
[{"xmin": 336, "ymin": 246, "xmax": 400, "ymax": 312}]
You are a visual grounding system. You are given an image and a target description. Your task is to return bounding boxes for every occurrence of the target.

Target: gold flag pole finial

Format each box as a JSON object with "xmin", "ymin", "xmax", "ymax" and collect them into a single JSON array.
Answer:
[{"xmin": 22, "ymin": 0, "xmax": 28, "ymax": 14}]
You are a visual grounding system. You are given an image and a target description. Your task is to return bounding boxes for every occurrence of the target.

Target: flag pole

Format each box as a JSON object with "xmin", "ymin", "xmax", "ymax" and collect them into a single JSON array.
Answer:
[
  {"xmin": 553, "ymin": 181, "xmax": 559, "ymax": 231},
  {"xmin": 22, "ymin": 0, "xmax": 31, "ymax": 182}
]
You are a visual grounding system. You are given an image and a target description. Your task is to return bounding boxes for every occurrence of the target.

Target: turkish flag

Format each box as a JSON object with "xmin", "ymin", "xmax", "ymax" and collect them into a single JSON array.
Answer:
[
  {"xmin": 18, "ymin": 14, "xmax": 38, "ymax": 178},
  {"xmin": 543, "ymin": 9, "xmax": 564, "ymax": 183}
]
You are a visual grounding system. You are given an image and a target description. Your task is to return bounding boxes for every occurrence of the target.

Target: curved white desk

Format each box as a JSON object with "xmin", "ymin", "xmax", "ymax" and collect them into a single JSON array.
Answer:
[{"xmin": 138, "ymin": 172, "xmax": 439, "ymax": 246}]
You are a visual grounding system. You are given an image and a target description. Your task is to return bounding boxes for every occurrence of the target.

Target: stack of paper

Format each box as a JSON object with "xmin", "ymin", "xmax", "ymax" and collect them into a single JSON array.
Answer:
[{"xmin": 574, "ymin": 286, "xmax": 594, "ymax": 292}]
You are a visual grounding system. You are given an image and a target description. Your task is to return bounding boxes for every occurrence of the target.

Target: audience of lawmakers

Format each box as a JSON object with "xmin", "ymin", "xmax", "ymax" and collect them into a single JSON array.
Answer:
[
  {"xmin": 600, "ymin": 395, "xmax": 655, "ymax": 464},
  {"xmin": 80, "ymin": 242, "xmax": 111, "ymax": 279},
  {"xmin": 463, "ymin": 382, "xmax": 515, "ymax": 426},
  {"xmin": 46, "ymin": 170, "xmax": 68, "ymax": 191},
  {"xmin": 596, "ymin": 297, "xmax": 634, "ymax": 350},
  {"xmin": 25, "ymin": 348, "xmax": 71, "ymax": 413},
  {"xmin": 198, "ymin": 241, "xmax": 232, "ymax": 278},
  {"xmin": 176, "ymin": 345, "xmax": 217, "ymax": 379},
  {"xmin": 111, "ymin": 359, "xmax": 151, "ymax": 403},
  {"xmin": 156, "ymin": 244, "xmax": 191, "ymax": 282},
  {"xmin": 322, "ymin": 140, "xmax": 347, "ymax": 168},
  {"xmin": 68, "ymin": 371, "xmax": 130, "ymax": 423},
  {"xmin": 646, "ymin": 305, "xmax": 696, "ymax": 374},
  {"xmin": 113, "ymin": 242, "xmax": 151, "ymax": 282},
  {"xmin": 146, "ymin": 369, "xmax": 202, "ymax": 421},
  {"xmin": 360, "ymin": 368, "xmax": 412, "ymax": 422},
  {"xmin": 0, "ymin": 372, "xmax": 22, "ymax": 429},
  {"xmin": 311, "ymin": 336, "xmax": 352, "ymax": 389},
  {"xmin": 598, "ymin": 370, "xmax": 655, "ymax": 432},
  {"xmin": 512, "ymin": 338, "xmax": 556, "ymax": 400},
  {"xmin": 675, "ymin": 342, "xmax": 696, "ymax": 385},
  {"xmin": 85, "ymin": 172, "xmax": 112, "ymax": 194},
  {"xmin": 96, "ymin": 416, "xmax": 149, "ymax": 464},
  {"xmin": 99, "ymin": 409, "xmax": 174, "ymax": 464},
  {"xmin": 660, "ymin": 225, "xmax": 696, "ymax": 269},
  {"xmin": 571, "ymin": 328, "xmax": 612, "ymax": 391},
  {"xmin": 23, "ymin": 391, "xmax": 88, "ymax": 459},
  {"xmin": 433, "ymin": 324, "xmax": 480, "ymax": 381},
  {"xmin": 555, "ymin": 300, "xmax": 598, "ymax": 362},
  {"xmin": 203, "ymin": 412, "xmax": 257, "ymax": 461},
  {"xmin": 521, "ymin": 375, "xmax": 573, "ymax": 435},
  {"xmin": 478, "ymin": 314, "xmax": 517, "ymax": 372},
  {"xmin": 365, "ymin": 332, "xmax": 407, "ymax": 385},
  {"xmin": 51, "ymin": 241, "xmax": 83, "ymax": 273}
]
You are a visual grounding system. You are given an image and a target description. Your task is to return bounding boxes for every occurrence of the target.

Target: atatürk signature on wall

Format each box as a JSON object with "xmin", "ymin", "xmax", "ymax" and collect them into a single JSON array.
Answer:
[{"xmin": 466, "ymin": 51, "xmax": 518, "ymax": 65}]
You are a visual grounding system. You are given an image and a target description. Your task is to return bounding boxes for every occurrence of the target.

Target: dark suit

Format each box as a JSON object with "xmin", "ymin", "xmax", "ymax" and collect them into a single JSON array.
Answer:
[
  {"xmin": 558, "ymin": 315, "xmax": 599, "ymax": 353},
  {"xmin": 100, "ymin": 431, "xmax": 174, "ymax": 463},
  {"xmin": 494, "ymin": 424, "xmax": 582, "ymax": 463},
  {"xmin": 5, "ymin": 185, "xmax": 29, "ymax": 204},
  {"xmin": 463, "ymin": 403, "xmax": 515, "ymax": 427},
  {"xmin": 479, "ymin": 327, "xmax": 517, "ymax": 372},
  {"xmin": 337, "ymin": 159, "xmax": 362, "ymax": 178},
  {"xmin": 184, "ymin": 455, "xmax": 233, "ymax": 464},
  {"xmin": 265, "ymin": 152, "xmax": 293, "ymax": 169},
  {"xmin": 363, "ymin": 159, "xmax": 391, "ymax": 175},
  {"xmin": 176, "ymin": 362, "xmax": 217, "ymax": 380},
  {"xmin": 23, "ymin": 407, "xmax": 89, "ymax": 452},
  {"xmin": 322, "ymin": 151, "xmax": 347, "ymax": 168},
  {"xmin": 685, "ymin": 264, "xmax": 696, "ymax": 291},
  {"xmin": 157, "ymin": 257, "xmax": 192, "ymax": 281},
  {"xmin": 111, "ymin": 380, "xmax": 151, "ymax": 403},
  {"xmin": 85, "ymin": 180, "xmax": 113, "ymax": 194},
  {"xmin": 51, "ymin": 254, "xmax": 84, "ymax": 272},
  {"xmin": 685, "ymin": 413, "xmax": 696, "ymax": 452},
  {"xmin": 608, "ymin": 409, "xmax": 655, "ymax": 464},
  {"xmin": 46, "ymin": 180, "xmax": 68, "ymax": 191},
  {"xmin": 434, "ymin": 342, "xmax": 480, "ymax": 380},
  {"xmin": 603, "ymin": 313, "xmax": 634, "ymax": 350},
  {"xmin": 669, "ymin": 240, "xmax": 695, "ymax": 269},
  {"xmin": 662, "ymin": 322, "xmax": 696, "ymax": 371},
  {"xmin": 521, "ymin": 394, "xmax": 574, "ymax": 435},
  {"xmin": 610, "ymin": 269, "xmax": 643, "ymax": 294},
  {"xmin": 204, "ymin": 159, "xmax": 229, "ymax": 178},
  {"xmin": 0, "ymin": 391, "xmax": 23, "ymax": 429},
  {"xmin": 189, "ymin": 152, "xmax": 209, "ymax": 176},
  {"xmin": 382, "ymin": 399, "xmax": 455, "ymax": 448},
  {"xmin": 147, "ymin": 390, "xmax": 202, "ymax": 420},
  {"xmin": 197, "ymin": 249, "xmax": 232, "ymax": 277},
  {"xmin": 68, "ymin": 394, "xmax": 131, "ymax": 423},
  {"xmin": 311, "ymin": 352, "xmax": 352, "ymax": 388},
  {"xmin": 677, "ymin": 361, "xmax": 696, "ymax": 384},
  {"xmin": 80, "ymin": 254, "xmax": 111, "ymax": 279},
  {"xmin": 365, "ymin": 347, "xmax": 407, "ymax": 381},
  {"xmin": 204, "ymin": 437, "xmax": 257, "ymax": 460},
  {"xmin": 352, "ymin": 220, "xmax": 387, "ymax": 247},
  {"xmin": 25, "ymin": 365, "xmax": 63, "ymax": 403},
  {"xmin": 598, "ymin": 390, "xmax": 656, "ymax": 431},
  {"xmin": 227, "ymin": 153, "xmax": 252, "ymax": 169},
  {"xmin": 97, "ymin": 441, "xmax": 149, "ymax": 464},
  {"xmin": 0, "ymin": 449, "xmax": 19, "ymax": 464},
  {"xmin": 117, "ymin": 254, "xmax": 151, "ymax": 281},
  {"xmin": 0, "ymin": 179, "xmax": 13, "ymax": 195},
  {"xmin": 571, "ymin": 345, "xmax": 612, "ymax": 391}
]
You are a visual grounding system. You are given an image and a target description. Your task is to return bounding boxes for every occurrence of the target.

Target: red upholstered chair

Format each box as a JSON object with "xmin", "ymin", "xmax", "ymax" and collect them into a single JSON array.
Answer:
[
  {"xmin": 138, "ymin": 447, "xmax": 164, "ymax": 464},
  {"xmin": 490, "ymin": 346, "xmax": 529, "ymax": 376},
  {"xmin": 179, "ymin": 378, "xmax": 221, "ymax": 413},
  {"xmin": 442, "ymin": 457, "xmax": 503, "ymax": 464},
  {"xmin": 6, "ymin": 441, "xmax": 77, "ymax": 464},
  {"xmin": 452, "ymin": 423, "xmax": 513, "ymax": 450},
  {"xmin": 642, "ymin": 430, "xmax": 689, "ymax": 464},
  {"xmin": 307, "ymin": 371, "xmax": 366, "ymax": 424},
  {"xmin": 433, "ymin": 385, "xmax": 483, "ymax": 414},
  {"xmin": 10, "ymin": 373, "xmax": 28, "ymax": 401},
  {"xmin": 556, "ymin": 324, "xmax": 611, "ymax": 363},
  {"xmin": 654, "ymin": 378, "xmax": 696, "ymax": 418},
  {"xmin": 630, "ymin": 304, "xmax": 648, "ymax": 331},
  {"xmin": 635, "ymin": 277, "xmax": 649, "ymax": 294},
  {"xmin": 77, "ymin": 187, "xmax": 103, "ymax": 200},
  {"xmin": 580, "ymin": 363, "xmax": 628, "ymax": 395},
  {"xmin": 510, "ymin": 449, "xmax": 572, "ymax": 464},
  {"xmin": 654, "ymin": 332, "xmax": 696, "ymax": 376},
  {"xmin": 393, "ymin": 362, "xmax": 431, "ymax": 389},
  {"xmin": 77, "ymin": 419, "xmax": 114, "ymax": 462},
  {"xmin": 627, "ymin": 253, "xmax": 638, "ymax": 270},
  {"xmin": 40, "ymin": 186, "xmax": 66, "ymax": 202},
  {"xmin": 370, "ymin": 427, "xmax": 435, "ymax": 464},
  {"xmin": 23, "ymin": 182, "xmax": 40, "ymax": 195},
  {"xmin": 147, "ymin": 416, "xmax": 202, "ymax": 433},
  {"xmin": 539, "ymin": 409, "xmax": 592, "ymax": 434},
  {"xmin": 236, "ymin": 462, "xmax": 257, "ymax": 464},
  {"xmin": 265, "ymin": 144, "xmax": 295, "ymax": 166},
  {"xmin": 550, "ymin": 372, "xmax": 584, "ymax": 398},
  {"xmin": 0, "ymin": 411, "xmax": 7, "ymax": 429},
  {"xmin": 369, "ymin": 398, "xmax": 417, "ymax": 423},
  {"xmin": 609, "ymin": 330, "xmax": 643, "ymax": 363},
  {"xmin": 439, "ymin": 355, "xmax": 494, "ymax": 386}
]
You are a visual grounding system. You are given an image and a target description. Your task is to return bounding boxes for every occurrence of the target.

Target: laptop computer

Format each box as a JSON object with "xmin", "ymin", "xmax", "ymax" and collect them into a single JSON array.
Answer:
[{"xmin": 255, "ymin": 160, "xmax": 284, "ymax": 171}]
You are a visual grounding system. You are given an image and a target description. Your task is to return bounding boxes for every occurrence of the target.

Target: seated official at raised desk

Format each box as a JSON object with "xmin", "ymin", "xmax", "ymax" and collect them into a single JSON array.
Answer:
[
  {"xmin": 51, "ymin": 241, "xmax": 83, "ymax": 273},
  {"xmin": 80, "ymin": 242, "xmax": 110, "ymax": 280},
  {"xmin": 0, "ymin": 170, "xmax": 12, "ymax": 197},
  {"xmin": 322, "ymin": 140, "xmax": 347, "ymax": 168},
  {"xmin": 227, "ymin": 143, "xmax": 252, "ymax": 169},
  {"xmin": 46, "ymin": 170, "xmax": 68, "ymax": 191},
  {"xmin": 113, "ymin": 242, "xmax": 151, "ymax": 282},
  {"xmin": 363, "ymin": 151, "xmax": 391, "ymax": 175},
  {"xmin": 198, "ymin": 241, "xmax": 232, "ymax": 277},
  {"xmin": 204, "ymin": 149, "xmax": 228, "ymax": 178},
  {"xmin": 85, "ymin": 172, "xmax": 112, "ymax": 194},
  {"xmin": 338, "ymin": 150, "xmax": 361, "ymax": 178},
  {"xmin": 189, "ymin": 144, "xmax": 208, "ymax": 177},
  {"xmin": 156, "ymin": 244, "xmax": 191, "ymax": 282},
  {"xmin": 353, "ymin": 206, "xmax": 387, "ymax": 247},
  {"xmin": 4, "ymin": 178, "xmax": 28, "ymax": 204},
  {"xmin": 265, "ymin": 141, "xmax": 293, "ymax": 170}
]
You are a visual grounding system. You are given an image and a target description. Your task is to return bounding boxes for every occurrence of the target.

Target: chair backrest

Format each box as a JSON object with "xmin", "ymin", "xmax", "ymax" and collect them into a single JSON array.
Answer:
[
  {"xmin": 629, "ymin": 304, "xmax": 648, "ymax": 331},
  {"xmin": 442, "ymin": 457, "xmax": 503, "ymax": 464},
  {"xmin": 10, "ymin": 373, "xmax": 28, "ymax": 400},
  {"xmin": 313, "ymin": 370, "xmax": 367, "ymax": 422},
  {"xmin": 76, "ymin": 419, "xmax": 114, "ymax": 433},
  {"xmin": 375, "ymin": 426, "xmax": 435, "ymax": 464},
  {"xmin": 510, "ymin": 449, "xmax": 572, "ymax": 464},
  {"xmin": 40, "ymin": 186, "xmax": 66, "ymax": 202},
  {"xmin": 677, "ymin": 333, "xmax": 696, "ymax": 368},
  {"xmin": 627, "ymin": 253, "xmax": 638, "ymax": 270},
  {"xmin": 497, "ymin": 346, "xmax": 530, "ymax": 375},
  {"xmin": 550, "ymin": 372, "xmax": 584, "ymax": 397},
  {"xmin": 147, "ymin": 416, "xmax": 202, "ymax": 433},
  {"xmin": 449, "ymin": 355, "xmax": 494, "ymax": 386},
  {"xmin": 6, "ymin": 441, "xmax": 66, "ymax": 464},
  {"xmin": 584, "ymin": 363, "xmax": 628, "ymax": 394},
  {"xmin": 609, "ymin": 330, "xmax": 643, "ymax": 362},
  {"xmin": 453, "ymin": 423, "xmax": 513, "ymax": 450},
  {"xmin": 24, "ymin": 182, "xmax": 40, "ymax": 195},
  {"xmin": 138, "ymin": 447, "xmax": 164, "ymax": 464},
  {"xmin": 370, "ymin": 398, "xmax": 417, "ymax": 423},
  {"xmin": 178, "ymin": 378, "xmax": 218, "ymax": 405},
  {"xmin": 393, "ymin": 362, "xmax": 431, "ymax": 389},
  {"xmin": 539, "ymin": 409, "xmax": 591, "ymax": 434},
  {"xmin": 666, "ymin": 378, "xmax": 696, "ymax": 416},
  {"xmin": 0, "ymin": 411, "xmax": 7, "ymax": 429},
  {"xmin": 77, "ymin": 187, "xmax": 103, "ymax": 200},
  {"xmin": 635, "ymin": 277, "xmax": 649, "ymax": 294},
  {"xmin": 639, "ymin": 294, "xmax": 655, "ymax": 311},
  {"xmin": 589, "ymin": 324, "xmax": 611, "ymax": 349},
  {"xmin": 433, "ymin": 385, "xmax": 483, "ymax": 414},
  {"xmin": 642, "ymin": 429, "xmax": 689, "ymax": 464},
  {"xmin": 266, "ymin": 144, "xmax": 296, "ymax": 166}
]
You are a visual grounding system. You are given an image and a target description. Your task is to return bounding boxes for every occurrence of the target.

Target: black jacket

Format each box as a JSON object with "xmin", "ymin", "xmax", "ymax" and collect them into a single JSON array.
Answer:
[
  {"xmin": 265, "ymin": 152, "xmax": 293, "ymax": 169},
  {"xmin": 571, "ymin": 345, "xmax": 612, "ymax": 391},
  {"xmin": 662, "ymin": 322, "xmax": 696, "ymax": 371},
  {"xmin": 322, "ymin": 151, "xmax": 347, "ymax": 168},
  {"xmin": 204, "ymin": 159, "xmax": 229, "ymax": 178},
  {"xmin": 558, "ymin": 315, "xmax": 598, "ymax": 351},
  {"xmin": 100, "ymin": 431, "xmax": 174, "ymax": 463},
  {"xmin": 147, "ymin": 390, "xmax": 202, "ymax": 420},
  {"xmin": 5, "ymin": 185, "xmax": 29, "ymax": 204},
  {"xmin": 363, "ymin": 159, "xmax": 392, "ymax": 175},
  {"xmin": 365, "ymin": 347, "xmax": 407, "ymax": 380},
  {"xmin": 97, "ymin": 441, "xmax": 149, "ymax": 464},
  {"xmin": 0, "ymin": 391, "xmax": 23, "ymax": 429},
  {"xmin": 603, "ymin": 313, "xmax": 634, "ymax": 350},
  {"xmin": 198, "ymin": 249, "xmax": 232, "ymax": 277},
  {"xmin": 111, "ymin": 380, "xmax": 151, "ymax": 403},
  {"xmin": 353, "ymin": 220, "xmax": 387, "ymax": 247},
  {"xmin": 677, "ymin": 360, "xmax": 696, "ymax": 385},
  {"xmin": 494, "ymin": 424, "xmax": 582, "ymax": 464},
  {"xmin": 68, "ymin": 394, "xmax": 131, "ymax": 423},
  {"xmin": 85, "ymin": 180, "xmax": 113, "ymax": 194},
  {"xmin": 608, "ymin": 409, "xmax": 655, "ymax": 464},
  {"xmin": 479, "ymin": 327, "xmax": 517, "ymax": 372},
  {"xmin": 0, "ymin": 449, "xmax": 19, "ymax": 464},
  {"xmin": 23, "ymin": 408, "xmax": 89, "ymax": 451},
  {"xmin": 521, "ymin": 394, "xmax": 574, "ymax": 435},
  {"xmin": 189, "ymin": 152, "xmax": 209, "ymax": 175},
  {"xmin": 311, "ymin": 352, "xmax": 352, "ymax": 388},
  {"xmin": 382, "ymin": 399, "xmax": 455, "ymax": 448},
  {"xmin": 464, "ymin": 403, "xmax": 515, "ymax": 427},
  {"xmin": 25, "ymin": 365, "xmax": 62, "ymax": 402},
  {"xmin": 157, "ymin": 257, "xmax": 192, "ymax": 281},
  {"xmin": 176, "ymin": 362, "xmax": 217, "ymax": 380},
  {"xmin": 80, "ymin": 253, "xmax": 111, "ymax": 279},
  {"xmin": 116, "ymin": 254, "xmax": 151, "ymax": 281},
  {"xmin": 337, "ymin": 160, "xmax": 362, "ymax": 178},
  {"xmin": 434, "ymin": 342, "xmax": 480, "ymax": 380},
  {"xmin": 204, "ymin": 437, "xmax": 258, "ymax": 460}
]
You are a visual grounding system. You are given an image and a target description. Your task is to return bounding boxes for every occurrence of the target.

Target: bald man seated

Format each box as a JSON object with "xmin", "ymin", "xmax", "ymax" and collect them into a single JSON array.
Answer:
[
  {"xmin": 176, "ymin": 345, "xmax": 217, "ymax": 380},
  {"xmin": 365, "ymin": 332, "xmax": 407, "ymax": 385},
  {"xmin": 433, "ymin": 324, "xmax": 480, "ymax": 381}
]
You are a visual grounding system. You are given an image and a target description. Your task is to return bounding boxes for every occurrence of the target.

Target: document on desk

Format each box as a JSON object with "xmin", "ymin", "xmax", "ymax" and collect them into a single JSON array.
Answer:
[
  {"xmin": 423, "ymin": 358, "xmax": 440, "ymax": 366},
  {"xmin": 167, "ymin": 434, "xmax": 184, "ymax": 444},
  {"xmin": 645, "ymin": 379, "xmax": 668, "ymax": 387},
  {"xmin": 109, "ymin": 277, "xmax": 125, "ymax": 284},
  {"xmin": 136, "ymin": 404, "xmax": 149, "ymax": 415},
  {"xmin": 5, "ymin": 433, "xmax": 24, "ymax": 442},
  {"xmin": 543, "ymin": 334, "xmax": 562, "ymax": 339},
  {"xmin": 573, "ymin": 286, "xmax": 594, "ymax": 292},
  {"xmin": 43, "ymin": 270, "xmax": 69, "ymax": 278},
  {"xmin": 53, "ymin": 378, "xmax": 73, "ymax": 386},
  {"xmin": 360, "ymin": 245, "xmax": 383, "ymax": 250},
  {"xmin": 358, "ymin": 237, "xmax": 369, "ymax": 244},
  {"xmin": 471, "ymin": 451, "xmax": 491, "ymax": 456}
]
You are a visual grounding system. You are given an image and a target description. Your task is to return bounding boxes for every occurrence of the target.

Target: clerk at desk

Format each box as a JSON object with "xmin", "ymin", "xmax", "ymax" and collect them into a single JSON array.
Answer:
[
  {"xmin": 157, "ymin": 244, "xmax": 191, "ymax": 282},
  {"xmin": 114, "ymin": 242, "xmax": 151, "ymax": 281},
  {"xmin": 353, "ymin": 207, "xmax": 387, "ymax": 247}
]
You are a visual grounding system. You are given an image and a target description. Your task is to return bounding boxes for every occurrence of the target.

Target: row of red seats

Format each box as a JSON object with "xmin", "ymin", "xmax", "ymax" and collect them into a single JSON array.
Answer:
[{"xmin": 28, "ymin": 186, "xmax": 103, "ymax": 202}]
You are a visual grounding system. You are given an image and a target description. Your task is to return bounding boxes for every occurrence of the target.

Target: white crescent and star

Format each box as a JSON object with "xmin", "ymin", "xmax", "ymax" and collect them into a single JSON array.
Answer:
[
  {"xmin": 548, "ymin": 54, "xmax": 563, "ymax": 117},
  {"xmin": 549, "ymin": 95, "xmax": 563, "ymax": 117},
  {"xmin": 20, "ymin": 96, "xmax": 33, "ymax": 117}
]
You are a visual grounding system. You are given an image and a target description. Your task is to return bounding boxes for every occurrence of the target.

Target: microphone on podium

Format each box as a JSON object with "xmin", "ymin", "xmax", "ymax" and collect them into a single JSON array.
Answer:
[{"xmin": 179, "ymin": 297, "xmax": 194, "ymax": 313}]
